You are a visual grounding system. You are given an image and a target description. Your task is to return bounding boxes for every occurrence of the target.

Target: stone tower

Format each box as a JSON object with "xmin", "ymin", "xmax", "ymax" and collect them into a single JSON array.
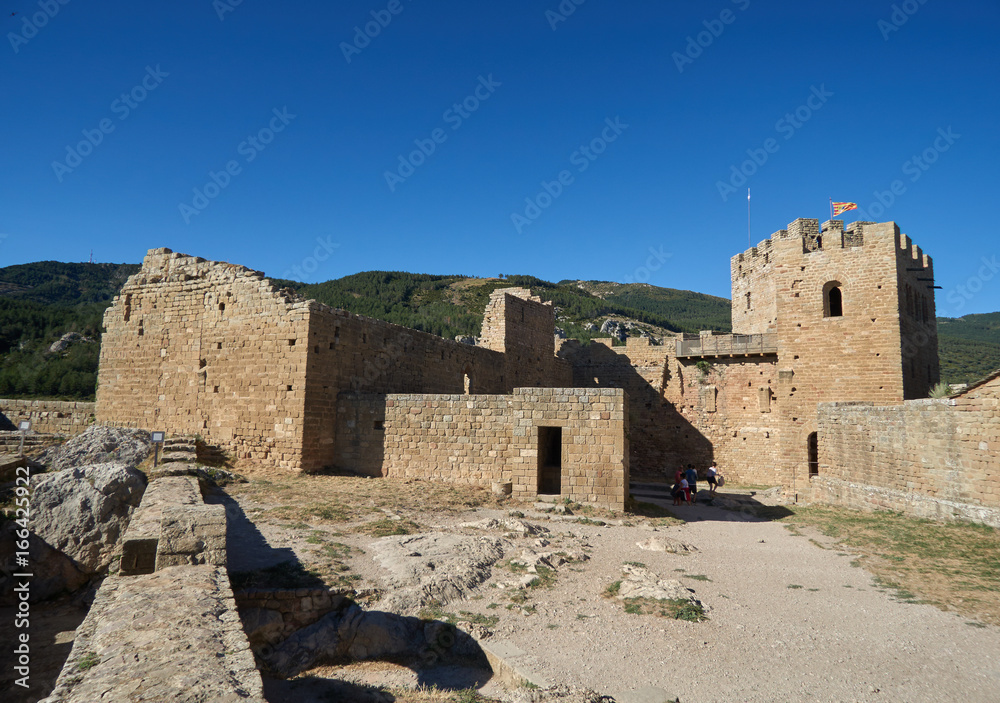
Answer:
[{"xmin": 731, "ymin": 218, "xmax": 940, "ymax": 492}]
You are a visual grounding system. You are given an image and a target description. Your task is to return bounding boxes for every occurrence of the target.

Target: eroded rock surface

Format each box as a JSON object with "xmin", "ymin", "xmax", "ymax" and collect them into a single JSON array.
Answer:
[
  {"xmin": 371, "ymin": 533, "xmax": 509, "ymax": 614},
  {"xmin": 29, "ymin": 462, "xmax": 146, "ymax": 576},
  {"xmin": 265, "ymin": 600, "xmax": 486, "ymax": 679},
  {"xmin": 39, "ymin": 426, "xmax": 152, "ymax": 472}
]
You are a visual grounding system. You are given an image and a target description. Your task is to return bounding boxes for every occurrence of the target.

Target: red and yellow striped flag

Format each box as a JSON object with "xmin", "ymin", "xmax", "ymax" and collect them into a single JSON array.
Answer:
[{"xmin": 832, "ymin": 201, "xmax": 858, "ymax": 216}]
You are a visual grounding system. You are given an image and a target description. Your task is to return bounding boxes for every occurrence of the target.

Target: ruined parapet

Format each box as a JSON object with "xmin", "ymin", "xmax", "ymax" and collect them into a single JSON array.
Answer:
[
  {"xmin": 42, "ymin": 565, "xmax": 263, "ymax": 703},
  {"xmin": 479, "ymin": 287, "xmax": 557, "ymax": 391}
]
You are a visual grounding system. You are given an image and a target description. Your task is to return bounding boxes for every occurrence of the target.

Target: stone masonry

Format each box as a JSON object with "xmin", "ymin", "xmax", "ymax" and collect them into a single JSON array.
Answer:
[
  {"xmin": 97, "ymin": 249, "xmax": 562, "ymax": 473},
  {"xmin": 94, "ymin": 224, "xmax": 998, "ymax": 525},
  {"xmin": 812, "ymin": 370, "xmax": 1000, "ymax": 525},
  {"xmin": 335, "ymin": 387, "xmax": 629, "ymax": 509},
  {"xmin": 0, "ymin": 399, "xmax": 95, "ymax": 435}
]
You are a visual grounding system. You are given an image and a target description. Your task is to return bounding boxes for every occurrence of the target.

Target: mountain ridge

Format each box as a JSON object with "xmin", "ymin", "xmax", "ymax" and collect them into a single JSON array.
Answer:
[{"xmin": 1, "ymin": 261, "xmax": 998, "ymax": 399}]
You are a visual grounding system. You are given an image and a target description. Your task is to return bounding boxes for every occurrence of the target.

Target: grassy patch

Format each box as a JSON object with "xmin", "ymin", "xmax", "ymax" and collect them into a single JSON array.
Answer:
[
  {"xmin": 358, "ymin": 517, "xmax": 420, "ymax": 537},
  {"xmin": 772, "ymin": 505, "xmax": 1000, "ymax": 625},
  {"xmin": 624, "ymin": 561, "xmax": 646, "ymax": 568},
  {"xmin": 77, "ymin": 652, "xmax": 100, "ymax": 671},
  {"xmin": 616, "ymin": 596, "xmax": 707, "ymax": 622},
  {"xmin": 685, "ymin": 574, "xmax": 711, "ymax": 582},
  {"xmin": 787, "ymin": 584, "xmax": 803, "ymax": 589},
  {"xmin": 604, "ymin": 580, "xmax": 622, "ymax": 598}
]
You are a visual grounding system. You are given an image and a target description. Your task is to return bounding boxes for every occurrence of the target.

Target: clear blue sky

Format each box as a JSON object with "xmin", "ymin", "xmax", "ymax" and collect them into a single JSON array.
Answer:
[{"xmin": 2, "ymin": 0, "xmax": 999, "ymax": 316}]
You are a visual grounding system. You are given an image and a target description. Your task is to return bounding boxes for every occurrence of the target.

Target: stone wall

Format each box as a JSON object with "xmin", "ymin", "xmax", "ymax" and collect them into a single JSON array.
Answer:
[
  {"xmin": 300, "ymin": 305, "xmax": 506, "ymax": 471},
  {"xmin": 234, "ymin": 587, "xmax": 352, "ymax": 649},
  {"xmin": 480, "ymin": 287, "xmax": 557, "ymax": 391},
  {"xmin": 0, "ymin": 399, "xmax": 95, "ymax": 435},
  {"xmin": 45, "ymin": 466, "xmax": 263, "ymax": 703},
  {"xmin": 560, "ymin": 337, "xmax": 781, "ymax": 483},
  {"xmin": 97, "ymin": 248, "xmax": 312, "ymax": 470},
  {"xmin": 811, "ymin": 372, "xmax": 1000, "ymax": 525},
  {"xmin": 335, "ymin": 388, "xmax": 629, "ymax": 509},
  {"xmin": 97, "ymin": 249, "xmax": 560, "ymax": 473},
  {"xmin": 731, "ymin": 237, "xmax": 777, "ymax": 334}
]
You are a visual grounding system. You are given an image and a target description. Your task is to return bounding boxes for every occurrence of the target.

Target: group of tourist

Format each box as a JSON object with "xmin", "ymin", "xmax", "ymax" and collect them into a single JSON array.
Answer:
[{"xmin": 671, "ymin": 463, "xmax": 721, "ymax": 505}]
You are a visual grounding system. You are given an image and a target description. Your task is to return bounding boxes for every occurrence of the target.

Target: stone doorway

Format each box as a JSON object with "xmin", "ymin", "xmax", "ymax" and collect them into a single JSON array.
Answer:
[{"xmin": 537, "ymin": 426, "xmax": 562, "ymax": 495}]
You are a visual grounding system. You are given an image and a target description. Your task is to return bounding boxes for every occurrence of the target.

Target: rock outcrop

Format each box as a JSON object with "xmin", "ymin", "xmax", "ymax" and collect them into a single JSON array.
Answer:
[
  {"xmin": 39, "ymin": 425, "xmax": 152, "ymax": 472},
  {"xmin": 23, "ymin": 462, "xmax": 147, "ymax": 600}
]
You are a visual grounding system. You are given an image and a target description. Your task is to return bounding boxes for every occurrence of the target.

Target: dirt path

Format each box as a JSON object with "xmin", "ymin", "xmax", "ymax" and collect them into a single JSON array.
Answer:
[
  {"xmin": 226, "ymin": 481, "xmax": 1000, "ymax": 703},
  {"xmin": 471, "ymin": 499, "xmax": 1000, "ymax": 702}
]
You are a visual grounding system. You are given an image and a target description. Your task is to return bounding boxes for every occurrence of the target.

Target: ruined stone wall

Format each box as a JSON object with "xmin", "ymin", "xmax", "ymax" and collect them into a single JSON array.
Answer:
[
  {"xmin": 97, "ymin": 250, "xmax": 541, "ymax": 473},
  {"xmin": 663, "ymin": 354, "xmax": 781, "ymax": 485},
  {"xmin": 480, "ymin": 288, "xmax": 556, "ymax": 391},
  {"xmin": 813, "ymin": 373, "xmax": 1000, "ymax": 525},
  {"xmin": 335, "ymin": 388, "xmax": 629, "ymax": 509},
  {"xmin": 0, "ymin": 399, "xmax": 95, "ymax": 435},
  {"xmin": 300, "ymin": 306, "xmax": 506, "ymax": 471},
  {"xmin": 97, "ymin": 249, "xmax": 311, "ymax": 469}
]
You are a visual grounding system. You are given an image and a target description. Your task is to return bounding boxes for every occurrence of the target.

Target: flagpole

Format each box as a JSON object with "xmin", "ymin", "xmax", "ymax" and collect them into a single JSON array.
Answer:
[
  {"xmin": 747, "ymin": 188, "xmax": 751, "ymax": 249},
  {"xmin": 829, "ymin": 198, "xmax": 834, "ymax": 221}
]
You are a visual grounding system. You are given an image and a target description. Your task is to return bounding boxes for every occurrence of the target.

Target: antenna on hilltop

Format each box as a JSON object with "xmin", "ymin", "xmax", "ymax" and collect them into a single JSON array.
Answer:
[{"xmin": 89, "ymin": 249, "xmax": 93, "ymax": 264}]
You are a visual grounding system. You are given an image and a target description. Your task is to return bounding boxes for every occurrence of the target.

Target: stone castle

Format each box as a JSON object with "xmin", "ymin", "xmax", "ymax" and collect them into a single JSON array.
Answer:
[{"xmin": 91, "ymin": 217, "xmax": 999, "ymax": 522}]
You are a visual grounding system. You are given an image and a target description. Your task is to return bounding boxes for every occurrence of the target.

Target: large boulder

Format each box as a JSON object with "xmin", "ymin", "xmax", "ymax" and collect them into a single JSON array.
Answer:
[
  {"xmin": 23, "ymin": 462, "xmax": 147, "ymax": 600},
  {"xmin": 39, "ymin": 426, "xmax": 152, "ymax": 471}
]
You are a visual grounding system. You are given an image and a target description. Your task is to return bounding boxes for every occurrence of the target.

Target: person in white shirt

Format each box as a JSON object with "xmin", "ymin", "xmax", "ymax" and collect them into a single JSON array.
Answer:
[{"xmin": 706, "ymin": 465, "xmax": 719, "ymax": 494}]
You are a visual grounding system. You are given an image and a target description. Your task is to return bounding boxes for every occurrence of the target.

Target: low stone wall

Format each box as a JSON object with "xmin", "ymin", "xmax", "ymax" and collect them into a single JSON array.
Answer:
[
  {"xmin": 45, "ymin": 465, "xmax": 261, "ymax": 702},
  {"xmin": 336, "ymin": 387, "xmax": 629, "ymax": 509},
  {"xmin": 42, "ymin": 565, "xmax": 263, "ymax": 703},
  {"xmin": 809, "ymin": 475, "xmax": 1000, "ymax": 528},
  {"xmin": 0, "ymin": 399, "xmax": 95, "ymax": 436},
  {"xmin": 813, "ymin": 374, "xmax": 1000, "ymax": 525},
  {"xmin": 234, "ymin": 586, "xmax": 353, "ymax": 649}
]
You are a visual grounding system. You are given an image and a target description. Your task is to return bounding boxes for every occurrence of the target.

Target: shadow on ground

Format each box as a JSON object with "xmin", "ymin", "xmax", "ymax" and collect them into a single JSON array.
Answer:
[
  {"xmin": 204, "ymin": 488, "xmax": 323, "ymax": 588},
  {"xmin": 630, "ymin": 481, "xmax": 795, "ymax": 522}
]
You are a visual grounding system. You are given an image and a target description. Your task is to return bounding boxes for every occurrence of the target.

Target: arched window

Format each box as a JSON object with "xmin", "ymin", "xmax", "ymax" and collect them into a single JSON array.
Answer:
[{"xmin": 823, "ymin": 281, "xmax": 843, "ymax": 318}]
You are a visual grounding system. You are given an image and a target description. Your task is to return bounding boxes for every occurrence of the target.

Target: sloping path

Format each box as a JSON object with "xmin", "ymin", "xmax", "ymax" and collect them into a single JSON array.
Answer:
[{"xmin": 475, "ymin": 493, "xmax": 1000, "ymax": 703}]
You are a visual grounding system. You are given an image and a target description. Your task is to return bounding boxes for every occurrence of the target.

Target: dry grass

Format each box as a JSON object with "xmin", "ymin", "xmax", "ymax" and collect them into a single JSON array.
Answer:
[
  {"xmin": 228, "ymin": 470, "xmax": 509, "ymax": 531},
  {"xmin": 776, "ymin": 506, "xmax": 1000, "ymax": 625}
]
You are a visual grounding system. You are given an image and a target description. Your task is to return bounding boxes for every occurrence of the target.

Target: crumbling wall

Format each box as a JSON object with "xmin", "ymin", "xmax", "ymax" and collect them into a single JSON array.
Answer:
[
  {"xmin": 480, "ymin": 287, "xmax": 556, "ymax": 391},
  {"xmin": 0, "ymin": 399, "xmax": 95, "ymax": 435},
  {"xmin": 335, "ymin": 388, "xmax": 629, "ymax": 509},
  {"xmin": 813, "ymin": 373, "xmax": 1000, "ymax": 525},
  {"xmin": 97, "ymin": 249, "xmax": 311, "ymax": 469}
]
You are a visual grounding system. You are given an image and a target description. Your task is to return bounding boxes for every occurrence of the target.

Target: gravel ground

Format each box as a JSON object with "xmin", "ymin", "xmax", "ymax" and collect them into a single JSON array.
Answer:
[
  {"xmin": 476, "ymin": 502, "xmax": 1000, "ymax": 703},
  {"xmin": 228, "ymin": 489, "xmax": 1000, "ymax": 703}
]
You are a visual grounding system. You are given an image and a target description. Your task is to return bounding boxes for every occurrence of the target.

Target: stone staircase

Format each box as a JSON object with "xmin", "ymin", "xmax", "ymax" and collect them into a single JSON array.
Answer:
[{"xmin": 158, "ymin": 435, "xmax": 198, "ymax": 464}]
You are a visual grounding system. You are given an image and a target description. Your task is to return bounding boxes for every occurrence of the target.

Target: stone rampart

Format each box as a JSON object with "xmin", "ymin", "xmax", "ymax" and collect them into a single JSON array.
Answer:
[
  {"xmin": 336, "ymin": 387, "xmax": 629, "ymax": 508},
  {"xmin": 0, "ymin": 399, "xmax": 95, "ymax": 435},
  {"xmin": 812, "ymin": 372, "xmax": 1000, "ymax": 525}
]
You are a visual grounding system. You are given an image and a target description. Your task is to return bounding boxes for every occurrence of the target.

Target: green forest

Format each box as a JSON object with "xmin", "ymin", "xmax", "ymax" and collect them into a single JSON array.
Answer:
[{"xmin": 1, "ymin": 261, "xmax": 998, "ymax": 400}]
